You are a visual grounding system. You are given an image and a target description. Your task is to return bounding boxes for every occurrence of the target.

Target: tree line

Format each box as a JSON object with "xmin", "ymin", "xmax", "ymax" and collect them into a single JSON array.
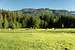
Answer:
[{"xmin": 0, "ymin": 9, "xmax": 75, "ymax": 29}]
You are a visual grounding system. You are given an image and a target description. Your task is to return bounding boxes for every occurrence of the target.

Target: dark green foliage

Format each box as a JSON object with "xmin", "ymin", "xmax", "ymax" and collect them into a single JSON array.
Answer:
[{"xmin": 0, "ymin": 8, "xmax": 75, "ymax": 29}]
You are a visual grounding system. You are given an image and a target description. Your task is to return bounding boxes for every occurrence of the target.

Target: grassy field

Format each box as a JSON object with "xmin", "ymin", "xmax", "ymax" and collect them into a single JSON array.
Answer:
[{"xmin": 0, "ymin": 29, "xmax": 75, "ymax": 50}]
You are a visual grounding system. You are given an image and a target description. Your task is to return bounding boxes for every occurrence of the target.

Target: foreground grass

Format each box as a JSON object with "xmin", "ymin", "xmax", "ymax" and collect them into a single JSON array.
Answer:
[{"xmin": 0, "ymin": 29, "xmax": 75, "ymax": 50}]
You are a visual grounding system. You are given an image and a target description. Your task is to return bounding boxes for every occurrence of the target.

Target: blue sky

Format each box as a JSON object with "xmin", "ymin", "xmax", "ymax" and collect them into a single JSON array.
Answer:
[{"xmin": 0, "ymin": 0, "xmax": 75, "ymax": 11}]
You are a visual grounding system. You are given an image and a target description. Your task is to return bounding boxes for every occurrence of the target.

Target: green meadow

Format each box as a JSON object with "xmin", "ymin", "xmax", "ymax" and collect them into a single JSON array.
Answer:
[{"xmin": 0, "ymin": 29, "xmax": 75, "ymax": 50}]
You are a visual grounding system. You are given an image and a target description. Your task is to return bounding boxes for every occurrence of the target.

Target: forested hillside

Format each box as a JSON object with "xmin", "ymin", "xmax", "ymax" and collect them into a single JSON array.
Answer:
[{"xmin": 0, "ymin": 8, "xmax": 75, "ymax": 29}]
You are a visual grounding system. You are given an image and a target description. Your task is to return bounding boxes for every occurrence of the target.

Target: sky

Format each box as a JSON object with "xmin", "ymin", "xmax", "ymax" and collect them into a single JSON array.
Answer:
[{"xmin": 0, "ymin": 0, "xmax": 75, "ymax": 11}]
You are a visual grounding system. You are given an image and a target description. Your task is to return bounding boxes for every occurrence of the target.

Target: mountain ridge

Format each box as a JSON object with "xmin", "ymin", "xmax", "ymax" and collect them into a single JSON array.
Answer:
[{"xmin": 0, "ymin": 8, "xmax": 75, "ymax": 16}]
